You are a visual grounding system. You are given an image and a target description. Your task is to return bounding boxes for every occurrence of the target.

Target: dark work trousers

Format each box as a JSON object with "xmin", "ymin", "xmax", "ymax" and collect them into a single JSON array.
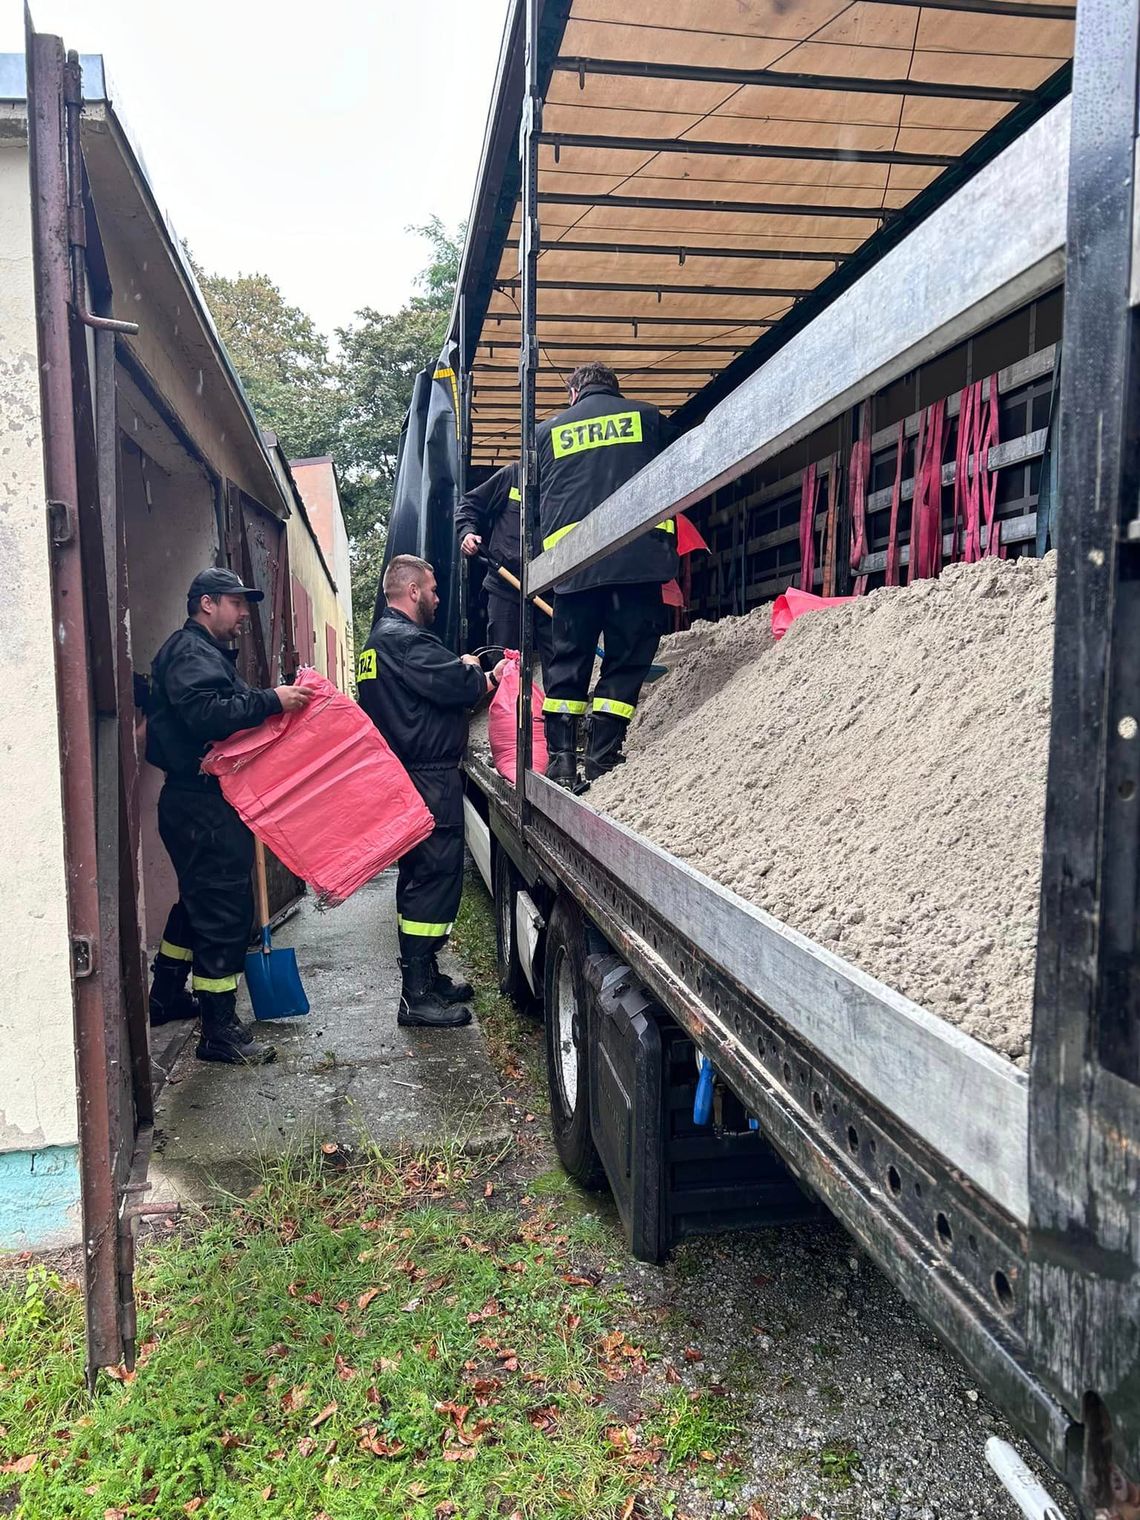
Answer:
[
  {"xmin": 543, "ymin": 582, "xmax": 666, "ymax": 723},
  {"xmin": 485, "ymin": 591, "xmax": 555, "ymax": 684},
  {"xmin": 157, "ymin": 779, "xmax": 254, "ymax": 993},
  {"xmin": 398, "ymin": 764, "xmax": 466, "ymax": 963}
]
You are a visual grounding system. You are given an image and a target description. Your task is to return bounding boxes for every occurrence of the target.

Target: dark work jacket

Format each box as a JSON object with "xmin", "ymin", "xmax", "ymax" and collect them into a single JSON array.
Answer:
[
  {"xmin": 536, "ymin": 383, "xmax": 677, "ymax": 594},
  {"xmin": 454, "ymin": 461, "xmax": 521, "ymax": 602},
  {"xmin": 145, "ymin": 620, "xmax": 282, "ymax": 784},
  {"xmin": 356, "ymin": 607, "xmax": 487, "ymax": 825}
]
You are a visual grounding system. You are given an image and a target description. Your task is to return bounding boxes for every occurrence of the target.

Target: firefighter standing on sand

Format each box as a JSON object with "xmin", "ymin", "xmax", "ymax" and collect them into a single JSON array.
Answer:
[
  {"xmin": 537, "ymin": 361, "xmax": 676, "ymax": 788},
  {"xmin": 145, "ymin": 567, "xmax": 311, "ymax": 1065}
]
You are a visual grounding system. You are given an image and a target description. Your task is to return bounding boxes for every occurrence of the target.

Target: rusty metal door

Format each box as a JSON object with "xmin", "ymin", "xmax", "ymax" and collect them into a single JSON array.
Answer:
[{"xmin": 26, "ymin": 25, "xmax": 162, "ymax": 1383}]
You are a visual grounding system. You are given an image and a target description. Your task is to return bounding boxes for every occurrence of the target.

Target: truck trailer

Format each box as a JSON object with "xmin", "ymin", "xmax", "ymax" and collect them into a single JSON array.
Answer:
[{"xmin": 432, "ymin": 1, "xmax": 1140, "ymax": 1514}]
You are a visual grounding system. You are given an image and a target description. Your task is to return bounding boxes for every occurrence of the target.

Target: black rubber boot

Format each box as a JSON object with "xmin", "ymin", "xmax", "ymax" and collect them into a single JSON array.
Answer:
[
  {"xmin": 544, "ymin": 713, "xmax": 580, "ymax": 789},
  {"xmin": 431, "ymin": 953, "xmax": 473, "ymax": 1005},
  {"xmin": 584, "ymin": 712, "xmax": 629, "ymax": 782},
  {"xmin": 398, "ymin": 957, "xmax": 472, "ymax": 1029},
  {"xmin": 196, "ymin": 990, "xmax": 277, "ymax": 1065},
  {"xmin": 148, "ymin": 955, "xmax": 199, "ymax": 1027}
]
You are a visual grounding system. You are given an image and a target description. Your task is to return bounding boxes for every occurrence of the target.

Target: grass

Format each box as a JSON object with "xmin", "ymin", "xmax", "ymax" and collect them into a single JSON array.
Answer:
[
  {"xmin": 1, "ymin": 1150, "xmax": 642, "ymax": 1519},
  {"xmin": 0, "ymin": 870, "xmax": 746, "ymax": 1520}
]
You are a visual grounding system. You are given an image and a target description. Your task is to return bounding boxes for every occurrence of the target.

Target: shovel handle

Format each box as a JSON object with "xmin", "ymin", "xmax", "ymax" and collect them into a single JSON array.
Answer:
[
  {"xmin": 254, "ymin": 838, "xmax": 272, "ymax": 951},
  {"xmin": 481, "ymin": 554, "xmax": 556, "ymax": 620}
]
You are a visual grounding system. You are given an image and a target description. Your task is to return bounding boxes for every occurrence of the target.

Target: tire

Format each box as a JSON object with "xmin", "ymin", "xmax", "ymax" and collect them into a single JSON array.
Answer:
[
  {"xmin": 494, "ymin": 848, "xmax": 532, "ymax": 1009},
  {"xmin": 543, "ymin": 896, "xmax": 606, "ymax": 1189}
]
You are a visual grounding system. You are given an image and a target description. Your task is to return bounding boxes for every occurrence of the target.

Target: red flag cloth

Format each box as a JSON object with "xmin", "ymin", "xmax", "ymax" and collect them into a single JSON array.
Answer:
[
  {"xmin": 201, "ymin": 668, "xmax": 434, "ymax": 907},
  {"xmin": 487, "ymin": 651, "xmax": 548, "ymax": 786},
  {"xmin": 771, "ymin": 587, "xmax": 855, "ymax": 641},
  {"xmin": 798, "ymin": 463, "xmax": 819, "ymax": 592},
  {"xmin": 675, "ymin": 513, "xmax": 709, "ymax": 556},
  {"xmin": 660, "ymin": 578, "xmax": 685, "ymax": 607}
]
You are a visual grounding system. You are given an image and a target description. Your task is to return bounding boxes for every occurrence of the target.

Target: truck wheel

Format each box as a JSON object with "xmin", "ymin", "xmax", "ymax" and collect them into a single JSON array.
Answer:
[
  {"xmin": 494, "ymin": 849, "xmax": 531, "ymax": 1008},
  {"xmin": 543, "ymin": 896, "xmax": 605, "ymax": 1189}
]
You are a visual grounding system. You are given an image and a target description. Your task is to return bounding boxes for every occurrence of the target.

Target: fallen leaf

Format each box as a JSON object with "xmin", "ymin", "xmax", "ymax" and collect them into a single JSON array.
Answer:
[
  {"xmin": 620, "ymin": 1499, "xmax": 637, "ymax": 1520},
  {"xmin": 745, "ymin": 1504, "xmax": 771, "ymax": 1519},
  {"xmin": 562, "ymin": 1272, "xmax": 598, "ymax": 1287},
  {"xmin": 357, "ymin": 1287, "xmax": 382, "ymax": 1311},
  {"xmin": 321, "ymin": 1142, "xmax": 339, "ymax": 1155},
  {"xmin": 682, "ymin": 1347, "xmax": 703, "ymax": 1363},
  {"xmin": 333, "ymin": 1300, "xmax": 351, "ymax": 1315},
  {"xmin": 1, "ymin": 1453, "xmax": 37, "ymax": 1474},
  {"xmin": 357, "ymin": 1427, "xmax": 406, "ymax": 1458},
  {"xmin": 220, "ymin": 1431, "xmax": 242, "ymax": 1450},
  {"xmin": 183, "ymin": 1500, "xmax": 204, "ymax": 1515},
  {"xmin": 399, "ymin": 1298, "xmax": 421, "ymax": 1313},
  {"xmin": 483, "ymin": 1182, "xmax": 494, "ymax": 1198},
  {"xmin": 366, "ymin": 1385, "xmax": 383, "ymax": 1406},
  {"xmin": 524, "ymin": 1113, "xmax": 536, "ymax": 1122},
  {"xmin": 699, "ymin": 1449, "xmax": 716, "ymax": 1461},
  {"xmin": 378, "ymin": 1355, "xmax": 402, "ymax": 1373},
  {"xmin": 136, "ymin": 1336, "xmax": 160, "ymax": 1365},
  {"xmin": 465, "ymin": 1298, "xmax": 501, "ymax": 1325},
  {"xmin": 265, "ymin": 1342, "xmax": 290, "ymax": 1359},
  {"xmin": 260, "ymin": 1486, "xmax": 275, "ymax": 1501},
  {"xmin": 286, "ymin": 1281, "xmax": 302, "ymax": 1298},
  {"xmin": 281, "ymin": 1385, "xmax": 309, "ymax": 1414},
  {"xmin": 436, "ymin": 1503, "xmax": 458, "ymax": 1517},
  {"xmin": 296, "ymin": 1436, "xmax": 317, "ymax": 1457},
  {"xmin": 104, "ymin": 1510, "xmax": 127, "ymax": 1520},
  {"xmin": 103, "ymin": 1365, "xmax": 136, "ymax": 1384},
  {"xmin": 527, "ymin": 1403, "xmax": 560, "ymax": 1433},
  {"xmin": 310, "ymin": 1400, "xmax": 338, "ymax": 1429},
  {"xmin": 334, "ymin": 1353, "xmax": 357, "ymax": 1381},
  {"xmin": 441, "ymin": 1445, "xmax": 476, "ymax": 1462},
  {"xmin": 302, "ymin": 1291, "xmax": 323, "ymax": 1307}
]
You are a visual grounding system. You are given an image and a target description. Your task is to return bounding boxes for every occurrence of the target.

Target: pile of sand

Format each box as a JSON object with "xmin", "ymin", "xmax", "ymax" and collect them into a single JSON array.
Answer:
[{"xmin": 590, "ymin": 556, "xmax": 1056, "ymax": 1066}]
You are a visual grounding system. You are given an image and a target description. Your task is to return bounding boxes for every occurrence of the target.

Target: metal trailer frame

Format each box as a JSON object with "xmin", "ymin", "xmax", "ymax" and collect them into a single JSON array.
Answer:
[{"xmin": 457, "ymin": 0, "xmax": 1140, "ymax": 1509}]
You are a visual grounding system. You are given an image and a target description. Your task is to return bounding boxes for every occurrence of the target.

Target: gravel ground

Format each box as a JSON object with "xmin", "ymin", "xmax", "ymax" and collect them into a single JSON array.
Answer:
[{"xmin": 575, "ymin": 1200, "xmax": 1080, "ymax": 1520}]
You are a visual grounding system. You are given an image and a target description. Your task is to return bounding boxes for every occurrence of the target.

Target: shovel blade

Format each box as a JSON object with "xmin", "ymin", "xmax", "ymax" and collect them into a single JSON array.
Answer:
[{"xmin": 245, "ymin": 945, "xmax": 310, "ymax": 1021}]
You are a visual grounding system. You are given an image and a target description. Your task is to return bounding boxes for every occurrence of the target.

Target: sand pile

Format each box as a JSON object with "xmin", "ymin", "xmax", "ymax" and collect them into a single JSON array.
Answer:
[{"xmin": 591, "ymin": 555, "xmax": 1056, "ymax": 1065}]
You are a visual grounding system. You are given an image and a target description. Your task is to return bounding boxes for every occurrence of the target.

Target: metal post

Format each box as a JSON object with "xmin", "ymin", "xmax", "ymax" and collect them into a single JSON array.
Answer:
[
  {"xmin": 516, "ymin": 0, "xmax": 541, "ymax": 813},
  {"xmin": 1029, "ymin": 0, "xmax": 1140, "ymax": 1506}
]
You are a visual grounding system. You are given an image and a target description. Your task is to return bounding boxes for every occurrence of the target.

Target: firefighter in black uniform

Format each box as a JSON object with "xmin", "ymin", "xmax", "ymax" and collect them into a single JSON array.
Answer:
[
  {"xmin": 455, "ymin": 460, "xmax": 554, "ymax": 676},
  {"xmin": 357, "ymin": 554, "xmax": 506, "ymax": 1029},
  {"xmin": 538, "ymin": 362, "xmax": 676, "ymax": 787},
  {"xmin": 146, "ymin": 567, "xmax": 311, "ymax": 1063}
]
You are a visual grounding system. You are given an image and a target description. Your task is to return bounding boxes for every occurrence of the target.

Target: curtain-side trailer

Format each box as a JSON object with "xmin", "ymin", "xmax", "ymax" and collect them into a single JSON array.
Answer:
[{"xmin": 436, "ymin": 1, "xmax": 1139, "ymax": 1512}]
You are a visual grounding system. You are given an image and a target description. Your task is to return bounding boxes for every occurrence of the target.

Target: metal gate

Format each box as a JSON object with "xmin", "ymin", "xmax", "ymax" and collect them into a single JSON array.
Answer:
[{"xmin": 26, "ymin": 26, "xmax": 163, "ymax": 1383}]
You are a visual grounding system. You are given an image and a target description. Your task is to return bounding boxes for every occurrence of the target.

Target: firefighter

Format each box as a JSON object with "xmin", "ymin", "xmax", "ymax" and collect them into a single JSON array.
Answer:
[
  {"xmin": 145, "ymin": 567, "xmax": 312, "ymax": 1063},
  {"xmin": 537, "ymin": 362, "xmax": 676, "ymax": 786},
  {"xmin": 357, "ymin": 554, "xmax": 506, "ymax": 1028},
  {"xmin": 456, "ymin": 460, "xmax": 554, "ymax": 677}
]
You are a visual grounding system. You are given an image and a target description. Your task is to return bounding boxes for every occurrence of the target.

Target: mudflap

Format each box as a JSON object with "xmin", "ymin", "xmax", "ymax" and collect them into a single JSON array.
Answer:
[{"xmin": 584, "ymin": 953, "xmax": 820, "ymax": 1263}]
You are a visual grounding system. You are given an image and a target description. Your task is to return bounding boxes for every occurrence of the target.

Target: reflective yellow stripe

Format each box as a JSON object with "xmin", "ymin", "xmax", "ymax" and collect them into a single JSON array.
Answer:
[
  {"xmin": 542, "ymin": 697, "xmax": 588, "ymax": 715},
  {"xmin": 159, "ymin": 939, "xmax": 193, "ymax": 962},
  {"xmin": 397, "ymin": 915, "xmax": 453, "ymax": 937},
  {"xmin": 508, "ymin": 486, "xmax": 521, "ymax": 502},
  {"xmin": 192, "ymin": 973, "xmax": 239, "ymax": 993},
  {"xmin": 357, "ymin": 648, "xmax": 377, "ymax": 682},
  {"xmin": 593, "ymin": 697, "xmax": 635, "ymax": 720},
  {"xmin": 551, "ymin": 410, "xmax": 643, "ymax": 459},
  {"xmin": 543, "ymin": 521, "xmax": 579, "ymax": 552},
  {"xmin": 543, "ymin": 517, "xmax": 671, "ymax": 552}
]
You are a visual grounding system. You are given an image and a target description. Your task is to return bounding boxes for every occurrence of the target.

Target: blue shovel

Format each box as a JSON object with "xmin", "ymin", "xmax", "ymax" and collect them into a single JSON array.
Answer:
[{"xmin": 246, "ymin": 838, "xmax": 310, "ymax": 1020}]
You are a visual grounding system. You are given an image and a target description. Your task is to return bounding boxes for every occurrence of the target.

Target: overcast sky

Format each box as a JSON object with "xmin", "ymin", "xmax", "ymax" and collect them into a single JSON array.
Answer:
[{"xmin": 4, "ymin": 0, "xmax": 510, "ymax": 336}]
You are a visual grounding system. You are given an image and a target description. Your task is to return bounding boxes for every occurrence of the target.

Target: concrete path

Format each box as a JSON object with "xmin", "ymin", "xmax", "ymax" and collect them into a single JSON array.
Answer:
[{"xmin": 150, "ymin": 872, "xmax": 508, "ymax": 1204}]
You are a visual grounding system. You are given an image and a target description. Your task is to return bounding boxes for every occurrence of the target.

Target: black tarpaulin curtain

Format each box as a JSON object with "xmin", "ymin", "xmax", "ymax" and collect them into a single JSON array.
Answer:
[{"xmin": 373, "ymin": 339, "xmax": 462, "ymax": 650}]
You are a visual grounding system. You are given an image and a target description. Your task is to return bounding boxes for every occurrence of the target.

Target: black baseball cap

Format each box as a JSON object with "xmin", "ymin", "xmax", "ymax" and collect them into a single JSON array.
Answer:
[{"xmin": 187, "ymin": 567, "xmax": 265, "ymax": 609}]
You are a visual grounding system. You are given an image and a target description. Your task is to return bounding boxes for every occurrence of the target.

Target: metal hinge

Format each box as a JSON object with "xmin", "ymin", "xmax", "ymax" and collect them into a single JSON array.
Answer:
[{"xmin": 48, "ymin": 499, "xmax": 76, "ymax": 545}]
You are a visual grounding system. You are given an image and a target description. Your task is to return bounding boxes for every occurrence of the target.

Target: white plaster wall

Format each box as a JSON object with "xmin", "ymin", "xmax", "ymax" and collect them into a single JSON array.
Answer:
[{"xmin": 0, "ymin": 142, "xmax": 79, "ymax": 1152}]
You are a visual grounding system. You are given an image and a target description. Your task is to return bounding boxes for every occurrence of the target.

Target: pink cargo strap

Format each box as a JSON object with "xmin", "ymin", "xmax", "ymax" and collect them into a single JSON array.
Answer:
[{"xmin": 885, "ymin": 422, "xmax": 905, "ymax": 587}]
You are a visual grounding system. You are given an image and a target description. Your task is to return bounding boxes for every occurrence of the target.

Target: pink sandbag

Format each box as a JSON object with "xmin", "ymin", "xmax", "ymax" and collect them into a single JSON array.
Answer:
[
  {"xmin": 771, "ymin": 587, "xmax": 855, "ymax": 641},
  {"xmin": 201, "ymin": 668, "xmax": 434, "ymax": 906},
  {"xmin": 488, "ymin": 651, "xmax": 548, "ymax": 785}
]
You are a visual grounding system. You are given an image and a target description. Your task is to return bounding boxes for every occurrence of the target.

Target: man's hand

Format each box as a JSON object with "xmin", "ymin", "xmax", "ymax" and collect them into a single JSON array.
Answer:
[
  {"xmin": 276, "ymin": 684, "xmax": 313, "ymax": 714},
  {"xmin": 459, "ymin": 653, "xmax": 483, "ymax": 670},
  {"xmin": 460, "ymin": 533, "xmax": 482, "ymax": 558}
]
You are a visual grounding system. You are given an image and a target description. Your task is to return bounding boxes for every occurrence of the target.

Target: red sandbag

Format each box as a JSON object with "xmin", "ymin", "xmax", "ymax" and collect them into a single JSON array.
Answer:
[
  {"xmin": 201, "ymin": 668, "xmax": 434, "ymax": 906},
  {"xmin": 771, "ymin": 587, "xmax": 855, "ymax": 641},
  {"xmin": 488, "ymin": 651, "xmax": 547, "ymax": 785}
]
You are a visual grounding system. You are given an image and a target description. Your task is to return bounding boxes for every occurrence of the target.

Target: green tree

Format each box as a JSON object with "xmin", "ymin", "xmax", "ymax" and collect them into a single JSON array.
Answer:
[{"xmin": 189, "ymin": 258, "xmax": 341, "ymax": 460}]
